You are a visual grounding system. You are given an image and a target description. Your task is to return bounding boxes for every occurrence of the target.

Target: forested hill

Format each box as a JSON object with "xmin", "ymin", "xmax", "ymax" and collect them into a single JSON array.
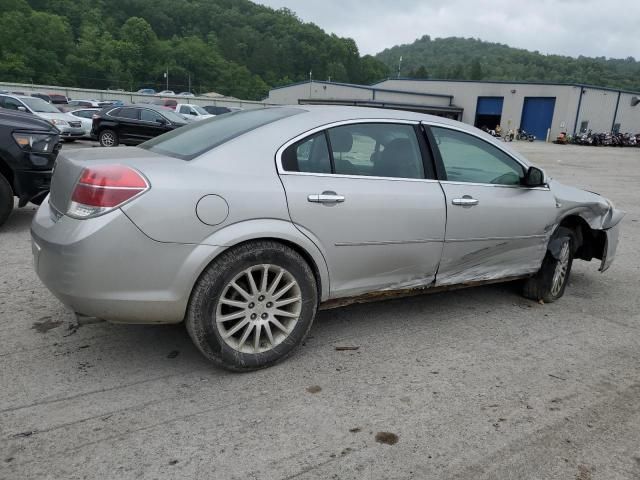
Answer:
[
  {"xmin": 376, "ymin": 35, "xmax": 640, "ymax": 92},
  {"xmin": 0, "ymin": 0, "xmax": 388, "ymax": 99}
]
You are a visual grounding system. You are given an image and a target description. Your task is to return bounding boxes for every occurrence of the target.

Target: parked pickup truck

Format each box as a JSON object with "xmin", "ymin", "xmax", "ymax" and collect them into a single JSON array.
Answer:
[
  {"xmin": 175, "ymin": 103, "xmax": 214, "ymax": 121},
  {"xmin": 0, "ymin": 110, "xmax": 61, "ymax": 227}
]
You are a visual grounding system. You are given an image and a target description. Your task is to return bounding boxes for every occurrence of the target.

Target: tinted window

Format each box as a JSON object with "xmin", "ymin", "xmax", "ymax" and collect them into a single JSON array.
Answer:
[
  {"xmin": 1, "ymin": 97, "xmax": 24, "ymax": 111},
  {"xmin": 282, "ymin": 132, "xmax": 331, "ymax": 174},
  {"xmin": 328, "ymin": 123, "xmax": 425, "ymax": 179},
  {"xmin": 431, "ymin": 127, "xmax": 525, "ymax": 185},
  {"xmin": 117, "ymin": 107, "xmax": 140, "ymax": 120},
  {"xmin": 140, "ymin": 107, "xmax": 303, "ymax": 160},
  {"xmin": 140, "ymin": 109, "xmax": 163, "ymax": 123}
]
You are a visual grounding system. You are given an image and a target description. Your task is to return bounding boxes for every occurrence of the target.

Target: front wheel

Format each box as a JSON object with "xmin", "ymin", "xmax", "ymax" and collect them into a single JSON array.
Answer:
[
  {"xmin": 186, "ymin": 241, "xmax": 318, "ymax": 371},
  {"xmin": 522, "ymin": 227, "xmax": 575, "ymax": 303},
  {"xmin": 0, "ymin": 174, "xmax": 14, "ymax": 227}
]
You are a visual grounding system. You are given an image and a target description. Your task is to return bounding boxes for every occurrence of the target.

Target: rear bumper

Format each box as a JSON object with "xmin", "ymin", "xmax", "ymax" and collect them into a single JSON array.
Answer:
[{"xmin": 31, "ymin": 200, "xmax": 224, "ymax": 324}]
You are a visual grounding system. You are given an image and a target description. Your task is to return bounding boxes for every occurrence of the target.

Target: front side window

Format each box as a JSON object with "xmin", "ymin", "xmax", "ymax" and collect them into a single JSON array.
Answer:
[
  {"xmin": 140, "ymin": 109, "xmax": 163, "ymax": 123},
  {"xmin": 179, "ymin": 105, "xmax": 192, "ymax": 115},
  {"xmin": 1, "ymin": 97, "xmax": 24, "ymax": 111},
  {"xmin": 431, "ymin": 127, "xmax": 525, "ymax": 185}
]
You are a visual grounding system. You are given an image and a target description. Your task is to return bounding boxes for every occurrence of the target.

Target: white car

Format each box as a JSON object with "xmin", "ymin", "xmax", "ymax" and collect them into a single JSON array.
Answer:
[
  {"xmin": 68, "ymin": 108, "xmax": 100, "ymax": 137},
  {"xmin": 0, "ymin": 94, "xmax": 85, "ymax": 141},
  {"xmin": 157, "ymin": 90, "xmax": 175, "ymax": 96},
  {"xmin": 176, "ymin": 103, "xmax": 214, "ymax": 121}
]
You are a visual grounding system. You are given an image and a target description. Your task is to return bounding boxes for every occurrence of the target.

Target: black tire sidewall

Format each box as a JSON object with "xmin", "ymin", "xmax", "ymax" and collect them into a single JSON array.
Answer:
[
  {"xmin": 540, "ymin": 229, "xmax": 575, "ymax": 302},
  {"xmin": 188, "ymin": 243, "xmax": 317, "ymax": 371},
  {"xmin": 0, "ymin": 174, "xmax": 14, "ymax": 227}
]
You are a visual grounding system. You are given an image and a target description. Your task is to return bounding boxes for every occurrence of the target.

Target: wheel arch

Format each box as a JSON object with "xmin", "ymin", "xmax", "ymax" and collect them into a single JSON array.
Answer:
[
  {"xmin": 558, "ymin": 214, "xmax": 606, "ymax": 261},
  {"xmin": 194, "ymin": 219, "xmax": 331, "ymax": 301},
  {"xmin": 0, "ymin": 155, "xmax": 15, "ymax": 194}
]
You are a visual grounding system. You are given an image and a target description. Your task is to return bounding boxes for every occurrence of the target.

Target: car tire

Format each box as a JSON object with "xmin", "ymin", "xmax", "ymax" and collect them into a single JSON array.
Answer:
[
  {"xmin": 99, "ymin": 129, "xmax": 119, "ymax": 147},
  {"xmin": 522, "ymin": 227, "xmax": 575, "ymax": 303},
  {"xmin": 0, "ymin": 174, "xmax": 14, "ymax": 228},
  {"xmin": 186, "ymin": 240, "xmax": 318, "ymax": 371}
]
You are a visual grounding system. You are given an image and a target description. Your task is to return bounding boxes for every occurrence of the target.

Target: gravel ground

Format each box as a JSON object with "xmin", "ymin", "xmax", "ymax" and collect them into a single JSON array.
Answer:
[{"xmin": 1, "ymin": 141, "xmax": 639, "ymax": 480}]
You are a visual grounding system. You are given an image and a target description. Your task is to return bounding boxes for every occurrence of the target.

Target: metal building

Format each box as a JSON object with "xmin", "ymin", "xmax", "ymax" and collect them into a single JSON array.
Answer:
[{"xmin": 266, "ymin": 79, "xmax": 640, "ymax": 140}]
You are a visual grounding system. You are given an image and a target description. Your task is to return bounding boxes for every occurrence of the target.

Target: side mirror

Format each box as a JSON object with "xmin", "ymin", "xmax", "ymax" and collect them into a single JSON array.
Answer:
[
  {"xmin": 523, "ymin": 166, "xmax": 545, "ymax": 187},
  {"xmin": 17, "ymin": 106, "xmax": 27, "ymax": 112}
]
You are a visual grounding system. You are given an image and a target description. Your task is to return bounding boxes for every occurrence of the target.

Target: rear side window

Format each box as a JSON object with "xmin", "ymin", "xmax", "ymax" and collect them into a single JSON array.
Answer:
[
  {"xmin": 282, "ymin": 132, "xmax": 331, "ymax": 174},
  {"xmin": 140, "ymin": 107, "xmax": 304, "ymax": 160},
  {"xmin": 117, "ymin": 108, "xmax": 140, "ymax": 120},
  {"xmin": 282, "ymin": 123, "xmax": 428, "ymax": 180}
]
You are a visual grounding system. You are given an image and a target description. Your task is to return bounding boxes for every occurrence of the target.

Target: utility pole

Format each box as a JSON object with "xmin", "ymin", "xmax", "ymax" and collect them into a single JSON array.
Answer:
[
  {"xmin": 397, "ymin": 56, "xmax": 403, "ymax": 79},
  {"xmin": 309, "ymin": 71, "xmax": 312, "ymax": 98},
  {"xmin": 188, "ymin": 73, "xmax": 191, "ymax": 93},
  {"xmin": 164, "ymin": 67, "xmax": 169, "ymax": 91}
]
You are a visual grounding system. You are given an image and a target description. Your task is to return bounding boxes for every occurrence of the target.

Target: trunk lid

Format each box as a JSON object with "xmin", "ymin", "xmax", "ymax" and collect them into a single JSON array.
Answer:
[{"xmin": 49, "ymin": 146, "xmax": 181, "ymax": 214}]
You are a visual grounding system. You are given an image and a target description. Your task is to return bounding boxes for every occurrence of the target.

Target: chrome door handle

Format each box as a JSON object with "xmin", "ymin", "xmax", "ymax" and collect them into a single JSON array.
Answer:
[
  {"xmin": 452, "ymin": 196, "xmax": 479, "ymax": 207},
  {"xmin": 308, "ymin": 192, "xmax": 345, "ymax": 204}
]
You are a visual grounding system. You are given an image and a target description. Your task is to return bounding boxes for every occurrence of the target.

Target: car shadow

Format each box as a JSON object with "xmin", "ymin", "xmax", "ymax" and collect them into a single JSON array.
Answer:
[{"xmin": 72, "ymin": 281, "xmax": 527, "ymax": 375}]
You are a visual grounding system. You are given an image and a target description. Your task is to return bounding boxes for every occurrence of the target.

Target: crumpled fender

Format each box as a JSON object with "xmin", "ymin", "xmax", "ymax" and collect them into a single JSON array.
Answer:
[{"xmin": 548, "ymin": 179, "xmax": 625, "ymax": 231}]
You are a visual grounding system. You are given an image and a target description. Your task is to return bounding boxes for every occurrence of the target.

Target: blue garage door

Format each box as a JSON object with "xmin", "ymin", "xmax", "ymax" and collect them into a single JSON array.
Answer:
[
  {"xmin": 476, "ymin": 96, "xmax": 504, "ymax": 115},
  {"xmin": 520, "ymin": 97, "xmax": 556, "ymax": 141}
]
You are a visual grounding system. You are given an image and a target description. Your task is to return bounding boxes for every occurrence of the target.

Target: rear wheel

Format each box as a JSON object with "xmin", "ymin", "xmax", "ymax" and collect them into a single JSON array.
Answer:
[
  {"xmin": 186, "ymin": 241, "xmax": 318, "ymax": 371},
  {"xmin": 522, "ymin": 227, "xmax": 575, "ymax": 303},
  {"xmin": 99, "ymin": 129, "xmax": 119, "ymax": 147}
]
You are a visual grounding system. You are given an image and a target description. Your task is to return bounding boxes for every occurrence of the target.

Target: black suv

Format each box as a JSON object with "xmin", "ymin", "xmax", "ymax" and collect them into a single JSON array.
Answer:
[
  {"xmin": 91, "ymin": 104, "xmax": 188, "ymax": 147},
  {"xmin": 0, "ymin": 110, "xmax": 61, "ymax": 226}
]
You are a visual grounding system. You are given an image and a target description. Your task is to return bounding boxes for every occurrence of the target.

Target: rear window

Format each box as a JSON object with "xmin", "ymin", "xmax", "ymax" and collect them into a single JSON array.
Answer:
[{"xmin": 139, "ymin": 107, "xmax": 304, "ymax": 160}]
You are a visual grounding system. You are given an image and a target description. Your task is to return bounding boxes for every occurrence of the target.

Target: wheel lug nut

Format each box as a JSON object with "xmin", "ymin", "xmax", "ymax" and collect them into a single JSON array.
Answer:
[
  {"xmin": 261, "ymin": 313, "xmax": 268, "ymax": 320},
  {"xmin": 248, "ymin": 303, "xmax": 255, "ymax": 309},
  {"xmin": 250, "ymin": 313, "xmax": 257, "ymax": 320},
  {"xmin": 266, "ymin": 302, "xmax": 273, "ymax": 308},
  {"xmin": 258, "ymin": 295, "xmax": 265, "ymax": 302}
]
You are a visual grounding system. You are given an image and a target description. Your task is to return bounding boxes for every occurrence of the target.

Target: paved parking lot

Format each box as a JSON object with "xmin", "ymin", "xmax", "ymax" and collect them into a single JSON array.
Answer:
[{"xmin": 1, "ymin": 141, "xmax": 639, "ymax": 480}]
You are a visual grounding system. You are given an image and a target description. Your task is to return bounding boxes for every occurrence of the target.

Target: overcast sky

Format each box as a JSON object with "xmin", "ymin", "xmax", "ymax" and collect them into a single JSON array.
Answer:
[{"xmin": 255, "ymin": 0, "xmax": 639, "ymax": 59}]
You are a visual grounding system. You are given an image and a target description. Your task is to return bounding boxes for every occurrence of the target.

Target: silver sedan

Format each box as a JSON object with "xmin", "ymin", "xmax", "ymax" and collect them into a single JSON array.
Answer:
[{"xmin": 31, "ymin": 106, "xmax": 623, "ymax": 370}]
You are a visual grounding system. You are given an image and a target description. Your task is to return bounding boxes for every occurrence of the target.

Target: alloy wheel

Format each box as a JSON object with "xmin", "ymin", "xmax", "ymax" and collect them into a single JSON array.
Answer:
[
  {"xmin": 550, "ymin": 240, "xmax": 570, "ymax": 297},
  {"xmin": 216, "ymin": 264, "xmax": 302, "ymax": 354},
  {"xmin": 101, "ymin": 132, "xmax": 115, "ymax": 147}
]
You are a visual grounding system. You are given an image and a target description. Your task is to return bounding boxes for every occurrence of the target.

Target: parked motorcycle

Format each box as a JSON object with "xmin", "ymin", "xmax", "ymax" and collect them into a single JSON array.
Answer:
[{"xmin": 516, "ymin": 128, "xmax": 535, "ymax": 142}]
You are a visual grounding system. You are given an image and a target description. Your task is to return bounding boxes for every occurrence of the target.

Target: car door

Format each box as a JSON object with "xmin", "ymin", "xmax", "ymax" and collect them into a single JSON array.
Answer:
[
  {"xmin": 424, "ymin": 124, "xmax": 557, "ymax": 286},
  {"xmin": 113, "ymin": 107, "xmax": 143, "ymax": 143},
  {"xmin": 278, "ymin": 121, "xmax": 446, "ymax": 298},
  {"xmin": 139, "ymin": 108, "xmax": 171, "ymax": 140}
]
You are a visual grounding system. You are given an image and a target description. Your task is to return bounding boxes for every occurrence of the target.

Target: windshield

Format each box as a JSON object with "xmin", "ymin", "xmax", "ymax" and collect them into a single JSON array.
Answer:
[
  {"xmin": 20, "ymin": 97, "xmax": 61, "ymax": 113},
  {"xmin": 140, "ymin": 107, "xmax": 303, "ymax": 160},
  {"xmin": 192, "ymin": 105, "xmax": 208, "ymax": 115}
]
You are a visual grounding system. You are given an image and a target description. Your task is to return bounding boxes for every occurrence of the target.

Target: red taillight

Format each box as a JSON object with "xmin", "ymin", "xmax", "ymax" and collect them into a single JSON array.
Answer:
[{"xmin": 68, "ymin": 165, "xmax": 149, "ymax": 218}]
